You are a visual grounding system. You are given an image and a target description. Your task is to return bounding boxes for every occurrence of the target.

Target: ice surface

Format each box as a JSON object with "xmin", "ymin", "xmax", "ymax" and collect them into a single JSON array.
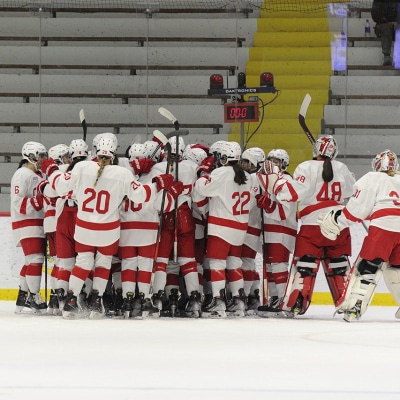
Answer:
[{"xmin": 0, "ymin": 301, "xmax": 399, "ymax": 400}]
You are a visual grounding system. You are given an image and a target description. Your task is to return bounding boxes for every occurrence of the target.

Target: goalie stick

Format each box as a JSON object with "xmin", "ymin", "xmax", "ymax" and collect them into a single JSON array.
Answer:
[{"xmin": 79, "ymin": 109, "xmax": 87, "ymax": 142}]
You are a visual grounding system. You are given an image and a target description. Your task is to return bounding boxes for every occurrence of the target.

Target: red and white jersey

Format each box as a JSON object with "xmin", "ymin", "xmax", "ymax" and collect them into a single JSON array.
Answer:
[
  {"xmin": 338, "ymin": 171, "xmax": 400, "ymax": 233},
  {"xmin": 119, "ymin": 170, "xmax": 173, "ymax": 247},
  {"xmin": 262, "ymin": 173, "xmax": 298, "ymax": 253},
  {"xmin": 10, "ymin": 166, "xmax": 45, "ymax": 245},
  {"xmin": 48, "ymin": 160, "xmax": 155, "ymax": 247},
  {"xmin": 194, "ymin": 165, "xmax": 257, "ymax": 246},
  {"xmin": 279, "ymin": 159, "xmax": 355, "ymax": 226},
  {"xmin": 43, "ymin": 163, "xmax": 69, "ymax": 233},
  {"xmin": 149, "ymin": 159, "xmax": 198, "ymax": 209}
]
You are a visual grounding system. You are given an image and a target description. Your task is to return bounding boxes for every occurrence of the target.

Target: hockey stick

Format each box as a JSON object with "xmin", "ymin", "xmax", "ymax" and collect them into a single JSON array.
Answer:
[
  {"xmin": 259, "ymin": 189, "xmax": 268, "ymax": 305},
  {"xmin": 79, "ymin": 109, "xmax": 87, "ymax": 142},
  {"xmin": 173, "ymin": 134, "xmax": 180, "ymax": 263},
  {"xmin": 299, "ymin": 93, "xmax": 315, "ymax": 145},
  {"xmin": 149, "ymin": 129, "xmax": 189, "ymax": 160},
  {"xmin": 158, "ymin": 107, "xmax": 180, "ymax": 131}
]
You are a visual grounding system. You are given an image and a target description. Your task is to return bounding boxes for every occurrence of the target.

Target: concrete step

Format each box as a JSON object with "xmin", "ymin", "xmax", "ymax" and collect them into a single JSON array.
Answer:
[
  {"xmin": 246, "ymin": 74, "xmax": 330, "ymax": 90},
  {"xmin": 247, "ymin": 60, "xmax": 332, "ymax": 75},
  {"xmin": 249, "ymin": 46, "xmax": 331, "ymax": 61},
  {"xmin": 330, "ymin": 76, "xmax": 400, "ymax": 95},
  {"xmin": 257, "ymin": 17, "xmax": 329, "ymax": 32},
  {"xmin": 254, "ymin": 31, "xmax": 331, "ymax": 47}
]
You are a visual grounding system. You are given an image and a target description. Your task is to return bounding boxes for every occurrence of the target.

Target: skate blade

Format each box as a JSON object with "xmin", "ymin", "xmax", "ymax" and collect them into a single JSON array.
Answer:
[
  {"xmin": 15, "ymin": 305, "xmax": 31, "ymax": 314},
  {"xmin": 201, "ymin": 311, "xmax": 226, "ymax": 319},
  {"xmin": 89, "ymin": 311, "xmax": 104, "ymax": 320},
  {"xmin": 62, "ymin": 310, "xmax": 79, "ymax": 320},
  {"xmin": 258, "ymin": 310, "xmax": 285, "ymax": 318},
  {"xmin": 185, "ymin": 311, "xmax": 200, "ymax": 318},
  {"xmin": 47, "ymin": 308, "xmax": 62, "ymax": 316},
  {"xmin": 226, "ymin": 310, "xmax": 245, "ymax": 318},
  {"xmin": 343, "ymin": 312, "xmax": 358, "ymax": 322},
  {"xmin": 142, "ymin": 311, "xmax": 160, "ymax": 319},
  {"xmin": 31, "ymin": 308, "xmax": 47, "ymax": 315}
]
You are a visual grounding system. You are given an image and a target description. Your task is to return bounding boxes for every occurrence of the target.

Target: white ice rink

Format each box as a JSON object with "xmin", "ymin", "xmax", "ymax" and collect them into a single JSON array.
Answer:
[{"xmin": 0, "ymin": 301, "xmax": 399, "ymax": 400}]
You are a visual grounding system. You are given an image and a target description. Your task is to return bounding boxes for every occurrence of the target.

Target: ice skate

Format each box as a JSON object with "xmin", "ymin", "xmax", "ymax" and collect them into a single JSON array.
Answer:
[
  {"xmin": 89, "ymin": 290, "xmax": 104, "ymax": 320},
  {"xmin": 55, "ymin": 288, "xmax": 66, "ymax": 309},
  {"xmin": 201, "ymin": 292, "xmax": 226, "ymax": 319},
  {"xmin": 343, "ymin": 301, "xmax": 362, "ymax": 322},
  {"xmin": 77, "ymin": 290, "xmax": 90, "ymax": 317},
  {"xmin": 47, "ymin": 290, "xmax": 61, "ymax": 316},
  {"xmin": 246, "ymin": 290, "xmax": 260, "ymax": 316},
  {"xmin": 27, "ymin": 293, "xmax": 47, "ymax": 315},
  {"xmin": 122, "ymin": 292, "xmax": 135, "ymax": 319},
  {"xmin": 141, "ymin": 296, "xmax": 160, "ymax": 319},
  {"xmin": 257, "ymin": 296, "xmax": 285, "ymax": 318},
  {"xmin": 185, "ymin": 290, "xmax": 202, "ymax": 318},
  {"xmin": 102, "ymin": 292, "xmax": 114, "ymax": 318},
  {"xmin": 226, "ymin": 289, "xmax": 246, "ymax": 318},
  {"xmin": 131, "ymin": 294, "xmax": 143, "ymax": 318},
  {"xmin": 62, "ymin": 290, "xmax": 79, "ymax": 319},
  {"xmin": 160, "ymin": 289, "xmax": 180, "ymax": 317},
  {"xmin": 113, "ymin": 288, "xmax": 123, "ymax": 317},
  {"xmin": 151, "ymin": 290, "xmax": 164, "ymax": 311},
  {"xmin": 15, "ymin": 288, "xmax": 31, "ymax": 314}
]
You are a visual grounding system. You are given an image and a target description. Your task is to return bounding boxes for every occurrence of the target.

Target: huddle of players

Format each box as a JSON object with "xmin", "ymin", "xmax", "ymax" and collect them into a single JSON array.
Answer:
[{"xmin": 12, "ymin": 132, "xmax": 400, "ymax": 321}]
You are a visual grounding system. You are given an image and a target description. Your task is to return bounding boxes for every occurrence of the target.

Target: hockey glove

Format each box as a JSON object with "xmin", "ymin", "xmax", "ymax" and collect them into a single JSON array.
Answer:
[
  {"xmin": 197, "ymin": 156, "xmax": 215, "ymax": 177},
  {"xmin": 153, "ymin": 173, "xmax": 174, "ymax": 192},
  {"xmin": 41, "ymin": 158, "xmax": 59, "ymax": 176},
  {"xmin": 255, "ymin": 193, "xmax": 275, "ymax": 212},
  {"xmin": 167, "ymin": 181, "xmax": 184, "ymax": 199},
  {"xmin": 131, "ymin": 158, "xmax": 155, "ymax": 175},
  {"xmin": 30, "ymin": 194, "xmax": 44, "ymax": 211},
  {"xmin": 318, "ymin": 209, "xmax": 342, "ymax": 241}
]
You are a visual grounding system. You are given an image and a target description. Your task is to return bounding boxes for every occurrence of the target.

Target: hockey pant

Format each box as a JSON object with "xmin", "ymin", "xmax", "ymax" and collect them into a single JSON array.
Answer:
[{"xmin": 336, "ymin": 257, "xmax": 384, "ymax": 317}]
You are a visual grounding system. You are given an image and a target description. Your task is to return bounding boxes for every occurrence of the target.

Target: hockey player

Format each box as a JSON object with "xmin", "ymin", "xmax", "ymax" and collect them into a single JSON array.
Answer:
[
  {"xmin": 319, "ymin": 149, "xmax": 400, "ymax": 321},
  {"xmin": 147, "ymin": 136, "xmax": 201, "ymax": 318},
  {"xmin": 43, "ymin": 143, "xmax": 70, "ymax": 315},
  {"xmin": 194, "ymin": 141, "xmax": 257, "ymax": 318},
  {"xmin": 239, "ymin": 147, "xmax": 265, "ymax": 315},
  {"xmin": 42, "ymin": 136, "xmax": 175, "ymax": 319},
  {"xmin": 12, "ymin": 141, "xmax": 48, "ymax": 314},
  {"xmin": 256, "ymin": 149, "xmax": 298, "ymax": 317},
  {"xmin": 258, "ymin": 136, "xmax": 355, "ymax": 317},
  {"xmin": 118, "ymin": 142, "xmax": 174, "ymax": 318}
]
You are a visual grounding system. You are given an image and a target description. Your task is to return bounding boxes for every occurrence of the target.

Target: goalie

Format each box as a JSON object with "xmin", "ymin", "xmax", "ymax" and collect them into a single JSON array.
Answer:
[{"xmin": 319, "ymin": 149, "xmax": 400, "ymax": 321}]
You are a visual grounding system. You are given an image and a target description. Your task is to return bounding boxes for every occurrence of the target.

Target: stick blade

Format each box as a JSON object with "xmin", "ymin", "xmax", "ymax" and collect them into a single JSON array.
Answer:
[
  {"xmin": 79, "ymin": 109, "xmax": 86, "ymax": 124},
  {"xmin": 153, "ymin": 129, "xmax": 169, "ymax": 145},
  {"xmin": 299, "ymin": 93, "xmax": 312, "ymax": 118}
]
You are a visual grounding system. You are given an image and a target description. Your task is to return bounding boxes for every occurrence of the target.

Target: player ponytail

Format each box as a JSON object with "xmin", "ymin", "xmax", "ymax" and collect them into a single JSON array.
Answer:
[
  {"xmin": 321, "ymin": 157, "xmax": 334, "ymax": 182},
  {"xmin": 94, "ymin": 156, "xmax": 108, "ymax": 187},
  {"xmin": 232, "ymin": 161, "xmax": 248, "ymax": 185}
]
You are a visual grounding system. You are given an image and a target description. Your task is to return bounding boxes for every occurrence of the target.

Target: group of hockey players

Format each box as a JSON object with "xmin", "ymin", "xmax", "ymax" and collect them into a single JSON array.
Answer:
[{"xmin": 10, "ymin": 129, "xmax": 400, "ymax": 322}]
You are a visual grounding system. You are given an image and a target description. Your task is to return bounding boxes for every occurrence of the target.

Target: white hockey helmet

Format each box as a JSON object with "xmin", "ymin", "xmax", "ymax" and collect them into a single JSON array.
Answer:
[
  {"xmin": 168, "ymin": 136, "xmax": 185, "ymax": 157},
  {"xmin": 210, "ymin": 140, "xmax": 227, "ymax": 157},
  {"xmin": 267, "ymin": 148, "xmax": 290, "ymax": 171},
  {"xmin": 242, "ymin": 147, "xmax": 265, "ymax": 169},
  {"xmin": 183, "ymin": 145, "xmax": 208, "ymax": 165},
  {"xmin": 372, "ymin": 149, "xmax": 399, "ymax": 173},
  {"xmin": 92, "ymin": 132, "xmax": 118, "ymax": 156},
  {"xmin": 49, "ymin": 144, "xmax": 70, "ymax": 165},
  {"xmin": 143, "ymin": 140, "xmax": 161, "ymax": 161},
  {"xmin": 220, "ymin": 141, "xmax": 242, "ymax": 162},
  {"xmin": 128, "ymin": 143, "xmax": 146, "ymax": 161},
  {"xmin": 22, "ymin": 141, "xmax": 47, "ymax": 163},
  {"xmin": 69, "ymin": 139, "xmax": 89, "ymax": 160},
  {"xmin": 313, "ymin": 135, "xmax": 338, "ymax": 160},
  {"xmin": 96, "ymin": 136, "xmax": 117, "ymax": 160}
]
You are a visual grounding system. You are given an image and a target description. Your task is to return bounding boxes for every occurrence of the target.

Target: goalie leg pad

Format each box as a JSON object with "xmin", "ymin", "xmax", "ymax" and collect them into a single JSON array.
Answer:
[
  {"xmin": 337, "ymin": 258, "xmax": 383, "ymax": 319},
  {"xmin": 280, "ymin": 256, "xmax": 319, "ymax": 316},
  {"xmin": 382, "ymin": 265, "xmax": 400, "ymax": 318},
  {"xmin": 322, "ymin": 256, "xmax": 351, "ymax": 307}
]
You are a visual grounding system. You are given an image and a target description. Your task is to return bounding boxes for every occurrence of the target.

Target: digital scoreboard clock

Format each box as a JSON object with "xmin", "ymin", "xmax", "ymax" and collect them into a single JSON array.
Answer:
[{"xmin": 224, "ymin": 102, "xmax": 259, "ymax": 123}]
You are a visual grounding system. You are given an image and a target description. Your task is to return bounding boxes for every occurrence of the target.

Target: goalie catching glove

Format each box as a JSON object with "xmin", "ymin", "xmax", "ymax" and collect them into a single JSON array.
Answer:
[
  {"xmin": 318, "ymin": 209, "xmax": 343, "ymax": 241},
  {"xmin": 257, "ymin": 160, "xmax": 286, "ymax": 195}
]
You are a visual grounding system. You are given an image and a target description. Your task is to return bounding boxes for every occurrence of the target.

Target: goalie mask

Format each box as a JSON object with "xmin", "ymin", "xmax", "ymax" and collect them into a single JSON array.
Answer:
[
  {"xmin": 312, "ymin": 135, "xmax": 338, "ymax": 160},
  {"xmin": 372, "ymin": 149, "xmax": 399, "ymax": 173}
]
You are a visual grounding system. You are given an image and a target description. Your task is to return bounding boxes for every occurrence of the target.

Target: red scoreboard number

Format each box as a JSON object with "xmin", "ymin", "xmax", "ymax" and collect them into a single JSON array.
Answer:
[{"xmin": 224, "ymin": 102, "xmax": 259, "ymax": 123}]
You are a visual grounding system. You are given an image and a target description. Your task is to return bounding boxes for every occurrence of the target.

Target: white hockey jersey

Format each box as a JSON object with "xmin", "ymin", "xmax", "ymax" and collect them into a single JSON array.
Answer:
[
  {"xmin": 279, "ymin": 159, "xmax": 355, "ymax": 226},
  {"xmin": 194, "ymin": 165, "xmax": 257, "ymax": 246},
  {"xmin": 338, "ymin": 171, "xmax": 400, "ymax": 233},
  {"xmin": 48, "ymin": 160, "xmax": 156, "ymax": 247},
  {"xmin": 11, "ymin": 166, "xmax": 45, "ymax": 246}
]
